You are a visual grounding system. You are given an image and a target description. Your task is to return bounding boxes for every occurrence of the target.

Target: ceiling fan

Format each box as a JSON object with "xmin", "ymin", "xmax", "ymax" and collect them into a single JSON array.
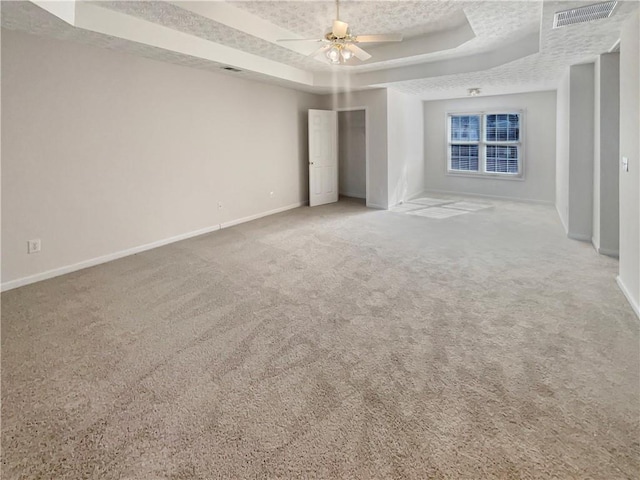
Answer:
[{"xmin": 277, "ymin": 0, "xmax": 403, "ymax": 64}]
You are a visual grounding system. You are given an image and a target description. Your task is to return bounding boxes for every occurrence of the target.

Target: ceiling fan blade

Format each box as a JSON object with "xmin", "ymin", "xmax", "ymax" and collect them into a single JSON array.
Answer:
[
  {"xmin": 354, "ymin": 33, "xmax": 403, "ymax": 43},
  {"xmin": 277, "ymin": 38, "xmax": 324, "ymax": 42},
  {"xmin": 308, "ymin": 45, "xmax": 331, "ymax": 58},
  {"xmin": 332, "ymin": 20, "xmax": 349, "ymax": 38},
  {"xmin": 345, "ymin": 44, "xmax": 372, "ymax": 61}
]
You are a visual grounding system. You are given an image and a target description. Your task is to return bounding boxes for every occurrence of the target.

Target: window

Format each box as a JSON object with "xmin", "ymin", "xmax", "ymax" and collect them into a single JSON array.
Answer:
[{"xmin": 447, "ymin": 112, "xmax": 522, "ymax": 177}]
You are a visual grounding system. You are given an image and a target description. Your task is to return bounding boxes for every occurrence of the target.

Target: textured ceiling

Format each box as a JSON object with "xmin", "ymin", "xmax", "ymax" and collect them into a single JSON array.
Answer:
[
  {"xmin": 1, "ymin": 0, "xmax": 638, "ymax": 99},
  {"xmin": 353, "ymin": 1, "xmax": 542, "ymax": 73},
  {"xmin": 388, "ymin": 0, "xmax": 638, "ymax": 98},
  {"xmin": 0, "ymin": 1, "xmax": 324, "ymax": 91},
  {"xmin": 230, "ymin": 1, "xmax": 466, "ymax": 39},
  {"xmin": 94, "ymin": 1, "xmax": 333, "ymax": 72},
  {"xmin": 94, "ymin": 1, "xmax": 542, "ymax": 72}
]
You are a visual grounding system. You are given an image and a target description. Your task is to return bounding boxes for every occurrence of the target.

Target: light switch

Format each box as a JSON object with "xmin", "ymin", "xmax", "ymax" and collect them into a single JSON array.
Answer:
[{"xmin": 622, "ymin": 156, "xmax": 629, "ymax": 172}]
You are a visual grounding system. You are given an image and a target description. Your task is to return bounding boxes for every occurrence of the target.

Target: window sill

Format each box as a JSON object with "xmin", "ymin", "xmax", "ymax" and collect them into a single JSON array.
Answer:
[{"xmin": 446, "ymin": 171, "xmax": 525, "ymax": 181}]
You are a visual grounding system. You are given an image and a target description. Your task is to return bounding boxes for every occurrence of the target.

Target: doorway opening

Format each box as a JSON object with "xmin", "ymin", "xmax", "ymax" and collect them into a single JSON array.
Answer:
[
  {"xmin": 337, "ymin": 109, "xmax": 367, "ymax": 204},
  {"xmin": 307, "ymin": 107, "xmax": 368, "ymax": 208}
]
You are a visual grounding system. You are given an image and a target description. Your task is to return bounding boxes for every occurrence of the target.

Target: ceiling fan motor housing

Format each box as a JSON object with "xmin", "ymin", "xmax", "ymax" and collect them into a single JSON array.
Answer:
[{"xmin": 332, "ymin": 19, "xmax": 350, "ymax": 38}]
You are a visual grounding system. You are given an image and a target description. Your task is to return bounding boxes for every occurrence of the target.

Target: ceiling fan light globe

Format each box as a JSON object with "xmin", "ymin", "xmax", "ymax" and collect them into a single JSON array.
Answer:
[
  {"xmin": 341, "ymin": 48, "xmax": 353, "ymax": 61},
  {"xmin": 326, "ymin": 46, "xmax": 341, "ymax": 62}
]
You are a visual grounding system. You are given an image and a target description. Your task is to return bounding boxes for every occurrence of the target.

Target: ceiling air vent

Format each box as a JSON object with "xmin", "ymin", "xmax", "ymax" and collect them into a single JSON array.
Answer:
[
  {"xmin": 553, "ymin": 1, "xmax": 617, "ymax": 28},
  {"xmin": 221, "ymin": 66, "xmax": 242, "ymax": 73}
]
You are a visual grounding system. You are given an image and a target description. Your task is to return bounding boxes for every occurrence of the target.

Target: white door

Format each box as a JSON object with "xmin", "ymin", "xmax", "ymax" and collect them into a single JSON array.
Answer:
[{"xmin": 308, "ymin": 109, "xmax": 338, "ymax": 207}]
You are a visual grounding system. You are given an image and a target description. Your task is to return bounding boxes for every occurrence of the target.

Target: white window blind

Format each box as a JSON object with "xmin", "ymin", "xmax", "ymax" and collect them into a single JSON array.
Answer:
[
  {"xmin": 447, "ymin": 112, "xmax": 522, "ymax": 177},
  {"xmin": 449, "ymin": 115, "xmax": 480, "ymax": 172}
]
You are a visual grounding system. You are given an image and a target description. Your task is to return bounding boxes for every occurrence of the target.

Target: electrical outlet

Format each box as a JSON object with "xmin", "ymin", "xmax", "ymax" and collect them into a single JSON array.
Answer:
[
  {"xmin": 269, "ymin": 191, "xmax": 275, "ymax": 198},
  {"xmin": 27, "ymin": 239, "xmax": 41, "ymax": 254},
  {"xmin": 218, "ymin": 202, "xmax": 223, "ymax": 209}
]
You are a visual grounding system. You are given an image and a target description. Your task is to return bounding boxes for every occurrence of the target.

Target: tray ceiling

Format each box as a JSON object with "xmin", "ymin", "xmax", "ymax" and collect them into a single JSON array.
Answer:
[
  {"xmin": 1, "ymin": 0, "xmax": 638, "ymax": 99},
  {"xmin": 231, "ymin": 1, "xmax": 467, "ymax": 39}
]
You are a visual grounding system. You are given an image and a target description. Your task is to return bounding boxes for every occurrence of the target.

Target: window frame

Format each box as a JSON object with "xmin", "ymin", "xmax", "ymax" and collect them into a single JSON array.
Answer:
[{"xmin": 446, "ymin": 110, "xmax": 525, "ymax": 180}]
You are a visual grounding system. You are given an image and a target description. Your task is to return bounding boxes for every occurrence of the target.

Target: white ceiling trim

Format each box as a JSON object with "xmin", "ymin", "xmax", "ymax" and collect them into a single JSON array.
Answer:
[
  {"xmin": 26, "ymin": 0, "xmax": 539, "ymax": 91},
  {"xmin": 166, "ymin": 1, "xmax": 478, "ymax": 69},
  {"xmin": 31, "ymin": 1, "xmax": 76, "ymax": 24},
  {"xmin": 31, "ymin": 0, "xmax": 314, "ymax": 85},
  {"xmin": 313, "ymin": 30, "xmax": 540, "ymax": 89},
  {"xmin": 352, "ymin": 14, "xmax": 475, "ymax": 66},
  {"xmin": 6, "ymin": 1, "xmax": 637, "ymax": 99},
  {"xmin": 167, "ymin": 1, "xmax": 322, "ymax": 58}
]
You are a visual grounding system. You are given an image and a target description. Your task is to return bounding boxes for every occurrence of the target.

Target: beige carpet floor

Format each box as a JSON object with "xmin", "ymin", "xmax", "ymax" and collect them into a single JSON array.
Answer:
[{"xmin": 2, "ymin": 196, "xmax": 639, "ymax": 479}]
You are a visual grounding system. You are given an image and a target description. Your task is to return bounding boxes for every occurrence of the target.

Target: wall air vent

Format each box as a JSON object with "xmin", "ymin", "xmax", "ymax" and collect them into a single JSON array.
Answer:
[
  {"xmin": 553, "ymin": 1, "xmax": 617, "ymax": 28},
  {"xmin": 221, "ymin": 66, "xmax": 242, "ymax": 72}
]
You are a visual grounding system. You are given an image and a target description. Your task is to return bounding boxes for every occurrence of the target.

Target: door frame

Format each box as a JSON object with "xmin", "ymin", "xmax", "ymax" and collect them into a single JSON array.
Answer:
[{"xmin": 336, "ymin": 106, "xmax": 370, "ymax": 208}]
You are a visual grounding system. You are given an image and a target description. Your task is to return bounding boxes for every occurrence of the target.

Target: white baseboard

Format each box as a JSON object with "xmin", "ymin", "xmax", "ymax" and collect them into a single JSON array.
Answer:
[
  {"xmin": 366, "ymin": 202, "xmax": 387, "ymax": 210},
  {"xmin": 220, "ymin": 201, "xmax": 307, "ymax": 229},
  {"xmin": 556, "ymin": 205, "xmax": 569, "ymax": 234},
  {"xmin": 339, "ymin": 192, "xmax": 366, "ymax": 200},
  {"xmin": 1, "ymin": 224, "xmax": 222, "ymax": 292},
  {"xmin": 423, "ymin": 189, "xmax": 555, "ymax": 206},
  {"xmin": 406, "ymin": 189, "xmax": 426, "ymax": 203},
  {"xmin": 388, "ymin": 191, "xmax": 426, "ymax": 209},
  {"xmin": 1, "ymin": 201, "xmax": 306, "ymax": 292},
  {"xmin": 597, "ymin": 246, "xmax": 619, "ymax": 258},
  {"xmin": 567, "ymin": 232, "xmax": 591, "ymax": 242},
  {"xmin": 616, "ymin": 276, "xmax": 640, "ymax": 319}
]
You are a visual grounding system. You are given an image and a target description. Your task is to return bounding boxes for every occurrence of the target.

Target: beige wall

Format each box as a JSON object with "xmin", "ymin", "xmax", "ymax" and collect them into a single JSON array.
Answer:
[
  {"xmin": 567, "ymin": 63, "xmax": 596, "ymax": 241},
  {"xmin": 423, "ymin": 91, "xmax": 557, "ymax": 204},
  {"xmin": 1, "ymin": 30, "xmax": 321, "ymax": 288},
  {"xmin": 618, "ymin": 11, "xmax": 640, "ymax": 316},
  {"xmin": 321, "ymin": 89, "xmax": 389, "ymax": 209},
  {"xmin": 556, "ymin": 70, "xmax": 571, "ymax": 230},
  {"xmin": 387, "ymin": 89, "xmax": 425, "ymax": 206},
  {"xmin": 592, "ymin": 53, "xmax": 620, "ymax": 257},
  {"xmin": 338, "ymin": 110, "xmax": 366, "ymax": 199}
]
